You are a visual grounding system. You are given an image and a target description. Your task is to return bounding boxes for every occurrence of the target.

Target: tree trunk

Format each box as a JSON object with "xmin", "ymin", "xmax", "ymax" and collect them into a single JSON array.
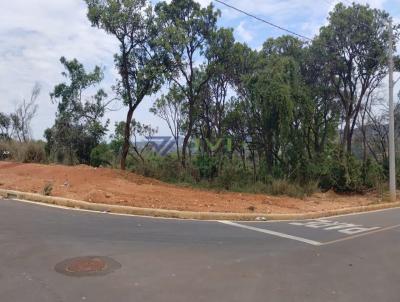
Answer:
[
  {"xmin": 120, "ymin": 107, "xmax": 134, "ymax": 171},
  {"xmin": 181, "ymin": 104, "xmax": 194, "ymax": 168},
  {"xmin": 346, "ymin": 128, "xmax": 352, "ymax": 154},
  {"xmin": 175, "ymin": 136, "xmax": 180, "ymax": 161},
  {"xmin": 266, "ymin": 133, "xmax": 274, "ymax": 172},
  {"xmin": 343, "ymin": 115, "xmax": 352, "ymax": 154},
  {"xmin": 181, "ymin": 131, "xmax": 191, "ymax": 168}
]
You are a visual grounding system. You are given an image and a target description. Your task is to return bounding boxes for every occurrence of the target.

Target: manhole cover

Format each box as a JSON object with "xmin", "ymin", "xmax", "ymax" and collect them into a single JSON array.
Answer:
[{"xmin": 55, "ymin": 256, "xmax": 121, "ymax": 277}]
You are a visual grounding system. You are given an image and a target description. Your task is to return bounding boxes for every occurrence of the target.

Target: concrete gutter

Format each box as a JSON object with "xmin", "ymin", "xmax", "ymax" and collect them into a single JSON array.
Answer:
[{"xmin": 1, "ymin": 188, "xmax": 399, "ymax": 221}]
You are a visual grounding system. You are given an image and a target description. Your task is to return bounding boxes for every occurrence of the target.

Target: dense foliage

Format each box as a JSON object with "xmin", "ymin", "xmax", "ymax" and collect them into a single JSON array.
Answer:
[
  {"xmin": 44, "ymin": 57, "xmax": 109, "ymax": 165},
  {"xmin": 1, "ymin": 0, "xmax": 400, "ymax": 197}
]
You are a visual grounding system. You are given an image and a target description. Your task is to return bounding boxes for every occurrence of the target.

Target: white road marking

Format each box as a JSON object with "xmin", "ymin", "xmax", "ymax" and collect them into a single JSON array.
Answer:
[
  {"xmin": 290, "ymin": 219, "xmax": 380, "ymax": 235},
  {"xmin": 219, "ymin": 221, "xmax": 322, "ymax": 246},
  {"xmin": 5, "ymin": 199, "xmax": 197, "ymax": 221}
]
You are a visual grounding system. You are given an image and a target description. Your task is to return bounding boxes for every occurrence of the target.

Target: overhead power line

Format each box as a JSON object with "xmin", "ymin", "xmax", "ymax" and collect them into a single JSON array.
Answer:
[
  {"xmin": 214, "ymin": 0, "xmax": 389, "ymax": 64},
  {"xmin": 213, "ymin": 0, "xmax": 312, "ymax": 41}
]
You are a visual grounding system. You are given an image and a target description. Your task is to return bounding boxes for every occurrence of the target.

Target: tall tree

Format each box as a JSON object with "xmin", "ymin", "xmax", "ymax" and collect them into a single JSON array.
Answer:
[
  {"xmin": 154, "ymin": 0, "xmax": 219, "ymax": 167},
  {"xmin": 315, "ymin": 3, "xmax": 398, "ymax": 154},
  {"xmin": 85, "ymin": 0, "xmax": 164, "ymax": 170},
  {"xmin": 46, "ymin": 57, "xmax": 109, "ymax": 164},
  {"xmin": 150, "ymin": 84, "xmax": 185, "ymax": 160},
  {"xmin": 243, "ymin": 55, "xmax": 295, "ymax": 174},
  {"xmin": 10, "ymin": 83, "xmax": 40, "ymax": 142},
  {"xmin": 191, "ymin": 28, "xmax": 237, "ymax": 175},
  {"xmin": 200, "ymin": 28, "xmax": 236, "ymax": 142}
]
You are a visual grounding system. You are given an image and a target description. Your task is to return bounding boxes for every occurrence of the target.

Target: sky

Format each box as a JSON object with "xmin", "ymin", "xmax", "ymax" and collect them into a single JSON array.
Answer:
[{"xmin": 0, "ymin": 0, "xmax": 399, "ymax": 140}]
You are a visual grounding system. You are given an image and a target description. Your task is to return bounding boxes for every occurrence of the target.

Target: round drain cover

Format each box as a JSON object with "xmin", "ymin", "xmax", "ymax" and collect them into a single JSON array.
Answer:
[{"xmin": 55, "ymin": 256, "xmax": 121, "ymax": 277}]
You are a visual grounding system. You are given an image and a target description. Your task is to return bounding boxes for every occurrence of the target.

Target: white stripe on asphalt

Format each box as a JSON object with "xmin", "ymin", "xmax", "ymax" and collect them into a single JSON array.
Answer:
[{"xmin": 219, "ymin": 221, "xmax": 323, "ymax": 246}]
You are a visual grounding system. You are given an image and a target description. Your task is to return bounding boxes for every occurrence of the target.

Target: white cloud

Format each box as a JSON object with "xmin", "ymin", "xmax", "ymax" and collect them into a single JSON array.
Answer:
[
  {"xmin": 235, "ymin": 21, "xmax": 253, "ymax": 43},
  {"xmin": 0, "ymin": 0, "xmax": 120, "ymax": 139},
  {"xmin": 0, "ymin": 0, "xmax": 398, "ymax": 140}
]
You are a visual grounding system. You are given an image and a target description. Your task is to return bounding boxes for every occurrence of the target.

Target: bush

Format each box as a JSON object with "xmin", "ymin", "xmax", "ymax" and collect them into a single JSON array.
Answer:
[
  {"xmin": 193, "ymin": 155, "xmax": 218, "ymax": 179},
  {"xmin": 266, "ymin": 179, "xmax": 317, "ymax": 198},
  {"xmin": 132, "ymin": 153, "xmax": 196, "ymax": 183},
  {"xmin": 42, "ymin": 182, "xmax": 53, "ymax": 196},
  {"xmin": 362, "ymin": 158, "xmax": 385, "ymax": 189},
  {"xmin": 0, "ymin": 141, "xmax": 12, "ymax": 160},
  {"xmin": 320, "ymin": 149, "xmax": 363, "ymax": 193},
  {"xmin": 90, "ymin": 143, "xmax": 112, "ymax": 167},
  {"xmin": 0, "ymin": 140, "xmax": 46, "ymax": 163},
  {"xmin": 215, "ymin": 161, "xmax": 253, "ymax": 190},
  {"xmin": 23, "ymin": 142, "xmax": 46, "ymax": 163}
]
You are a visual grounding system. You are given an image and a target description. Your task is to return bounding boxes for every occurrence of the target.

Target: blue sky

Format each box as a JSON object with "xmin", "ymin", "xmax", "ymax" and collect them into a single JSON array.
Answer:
[{"xmin": 0, "ymin": 0, "xmax": 399, "ymax": 139}]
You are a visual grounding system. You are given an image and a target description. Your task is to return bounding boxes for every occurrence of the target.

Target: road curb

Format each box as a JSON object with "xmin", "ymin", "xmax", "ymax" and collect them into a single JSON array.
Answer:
[{"xmin": 1, "ymin": 188, "xmax": 399, "ymax": 221}]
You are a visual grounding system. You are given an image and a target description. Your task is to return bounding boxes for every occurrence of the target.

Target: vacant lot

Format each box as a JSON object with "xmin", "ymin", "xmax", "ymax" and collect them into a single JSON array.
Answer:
[{"xmin": 0, "ymin": 161, "xmax": 387, "ymax": 214}]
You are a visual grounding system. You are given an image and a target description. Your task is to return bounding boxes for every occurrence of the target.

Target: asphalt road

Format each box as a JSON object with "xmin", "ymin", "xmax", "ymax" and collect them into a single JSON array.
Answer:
[{"xmin": 1, "ymin": 198, "xmax": 400, "ymax": 302}]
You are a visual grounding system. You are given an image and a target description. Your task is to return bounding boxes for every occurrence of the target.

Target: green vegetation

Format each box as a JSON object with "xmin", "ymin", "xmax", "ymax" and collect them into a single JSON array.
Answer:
[
  {"xmin": 1, "ymin": 0, "xmax": 400, "ymax": 198},
  {"xmin": 42, "ymin": 182, "xmax": 53, "ymax": 196},
  {"xmin": 44, "ymin": 57, "xmax": 109, "ymax": 165},
  {"xmin": 0, "ymin": 140, "xmax": 46, "ymax": 163}
]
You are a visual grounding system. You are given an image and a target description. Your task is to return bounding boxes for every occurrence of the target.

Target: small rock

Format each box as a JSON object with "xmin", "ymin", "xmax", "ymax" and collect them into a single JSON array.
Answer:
[{"xmin": 255, "ymin": 216, "xmax": 267, "ymax": 221}]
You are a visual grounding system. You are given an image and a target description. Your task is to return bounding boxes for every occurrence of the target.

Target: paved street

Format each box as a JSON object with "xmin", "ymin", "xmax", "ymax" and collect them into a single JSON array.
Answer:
[{"xmin": 1, "ymin": 198, "xmax": 400, "ymax": 302}]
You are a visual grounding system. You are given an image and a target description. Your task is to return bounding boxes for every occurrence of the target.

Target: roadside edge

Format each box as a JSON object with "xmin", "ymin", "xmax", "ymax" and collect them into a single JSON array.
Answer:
[{"xmin": 1, "ymin": 189, "xmax": 399, "ymax": 221}]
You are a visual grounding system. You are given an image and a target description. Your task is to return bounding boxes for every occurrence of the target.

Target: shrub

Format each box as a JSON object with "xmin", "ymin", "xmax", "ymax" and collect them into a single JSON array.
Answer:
[
  {"xmin": 132, "ymin": 153, "xmax": 195, "ymax": 183},
  {"xmin": 42, "ymin": 182, "xmax": 53, "ymax": 196},
  {"xmin": 0, "ymin": 141, "xmax": 12, "ymax": 160},
  {"xmin": 320, "ymin": 149, "xmax": 363, "ymax": 193},
  {"xmin": 193, "ymin": 155, "xmax": 218, "ymax": 180},
  {"xmin": 0, "ymin": 140, "xmax": 46, "ymax": 163},
  {"xmin": 90, "ymin": 143, "xmax": 112, "ymax": 167},
  {"xmin": 266, "ymin": 180, "xmax": 308, "ymax": 198},
  {"xmin": 215, "ymin": 161, "xmax": 253, "ymax": 190},
  {"xmin": 23, "ymin": 142, "xmax": 46, "ymax": 163},
  {"xmin": 362, "ymin": 158, "xmax": 385, "ymax": 189}
]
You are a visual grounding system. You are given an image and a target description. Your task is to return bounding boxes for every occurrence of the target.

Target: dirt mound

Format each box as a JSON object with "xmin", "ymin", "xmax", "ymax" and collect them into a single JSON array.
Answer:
[{"xmin": 0, "ymin": 161, "xmax": 380, "ymax": 214}]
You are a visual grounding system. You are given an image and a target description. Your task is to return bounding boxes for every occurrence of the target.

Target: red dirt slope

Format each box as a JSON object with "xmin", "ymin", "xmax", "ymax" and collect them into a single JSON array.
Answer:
[{"xmin": 0, "ymin": 161, "xmax": 382, "ymax": 214}]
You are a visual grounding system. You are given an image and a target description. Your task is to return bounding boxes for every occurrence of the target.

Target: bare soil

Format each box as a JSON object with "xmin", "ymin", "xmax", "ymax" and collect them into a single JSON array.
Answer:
[{"xmin": 0, "ymin": 161, "xmax": 387, "ymax": 214}]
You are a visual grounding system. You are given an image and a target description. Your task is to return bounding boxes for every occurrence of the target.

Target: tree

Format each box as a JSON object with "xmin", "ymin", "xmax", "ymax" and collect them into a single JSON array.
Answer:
[
  {"xmin": 85, "ymin": 0, "xmax": 164, "ymax": 170},
  {"xmin": 150, "ymin": 84, "xmax": 185, "ymax": 160},
  {"xmin": 315, "ymin": 3, "xmax": 398, "ymax": 154},
  {"xmin": 45, "ymin": 57, "xmax": 109, "ymax": 164},
  {"xmin": 190, "ymin": 28, "xmax": 237, "ymax": 175},
  {"xmin": 243, "ymin": 55, "xmax": 295, "ymax": 174},
  {"xmin": 303, "ymin": 41, "xmax": 339, "ymax": 156},
  {"xmin": 199, "ymin": 28, "xmax": 236, "ymax": 142},
  {"xmin": 111, "ymin": 120, "xmax": 157, "ymax": 163},
  {"xmin": 10, "ymin": 83, "xmax": 40, "ymax": 142},
  {"xmin": 0, "ymin": 113, "xmax": 11, "ymax": 140},
  {"xmin": 154, "ymin": 0, "xmax": 219, "ymax": 167}
]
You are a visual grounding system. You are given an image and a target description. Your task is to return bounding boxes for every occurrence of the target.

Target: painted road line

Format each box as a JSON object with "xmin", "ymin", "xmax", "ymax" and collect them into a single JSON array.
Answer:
[
  {"xmin": 289, "ymin": 219, "xmax": 380, "ymax": 235},
  {"xmin": 219, "ymin": 221, "xmax": 322, "ymax": 246},
  {"xmin": 322, "ymin": 223, "xmax": 400, "ymax": 245}
]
